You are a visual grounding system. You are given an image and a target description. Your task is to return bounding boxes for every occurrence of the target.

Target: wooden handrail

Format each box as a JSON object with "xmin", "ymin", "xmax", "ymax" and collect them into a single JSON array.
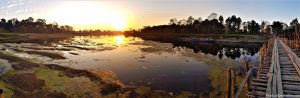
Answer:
[{"xmin": 234, "ymin": 68, "xmax": 253, "ymax": 98}]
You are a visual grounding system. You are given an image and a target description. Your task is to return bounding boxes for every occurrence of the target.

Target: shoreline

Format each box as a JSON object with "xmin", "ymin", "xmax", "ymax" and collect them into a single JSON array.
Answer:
[{"xmin": 125, "ymin": 32, "xmax": 268, "ymax": 44}]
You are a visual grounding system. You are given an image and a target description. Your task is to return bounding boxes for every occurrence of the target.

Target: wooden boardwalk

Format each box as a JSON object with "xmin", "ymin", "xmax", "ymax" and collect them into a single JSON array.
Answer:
[{"xmin": 248, "ymin": 38, "xmax": 300, "ymax": 98}]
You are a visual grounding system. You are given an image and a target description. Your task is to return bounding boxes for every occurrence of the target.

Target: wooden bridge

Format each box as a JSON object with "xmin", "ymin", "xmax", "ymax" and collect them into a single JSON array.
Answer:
[{"xmin": 227, "ymin": 36, "xmax": 300, "ymax": 98}]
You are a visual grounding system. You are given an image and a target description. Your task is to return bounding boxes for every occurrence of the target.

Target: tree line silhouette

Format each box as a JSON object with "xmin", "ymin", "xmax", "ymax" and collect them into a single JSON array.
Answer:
[
  {"xmin": 0, "ymin": 17, "xmax": 74, "ymax": 33},
  {"xmin": 139, "ymin": 13, "xmax": 299, "ymax": 35},
  {"xmin": 0, "ymin": 17, "xmax": 123, "ymax": 34},
  {"xmin": 0, "ymin": 13, "xmax": 299, "ymax": 36}
]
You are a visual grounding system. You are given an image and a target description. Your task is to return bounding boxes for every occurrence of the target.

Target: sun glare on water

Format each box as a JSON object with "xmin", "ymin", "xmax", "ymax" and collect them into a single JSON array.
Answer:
[
  {"xmin": 49, "ymin": 1, "xmax": 130, "ymax": 30},
  {"xmin": 114, "ymin": 35, "xmax": 125, "ymax": 47}
]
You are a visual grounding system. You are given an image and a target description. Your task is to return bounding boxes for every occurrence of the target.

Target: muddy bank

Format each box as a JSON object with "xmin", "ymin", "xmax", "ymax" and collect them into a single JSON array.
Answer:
[
  {"xmin": 0, "ymin": 33, "xmax": 73, "ymax": 43},
  {"xmin": 7, "ymin": 73, "xmax": 45, "ymax": 92},
  {"xmin": 0, "ymin": 52, "xmax": 40, "ymax": 70},
  {"xmin": 11, "ymin": 48, "xmax": 66, "ymax": 59},
  {"xmin": 44, "ymin": 64, "xmax": 103, "ymax": 82},
  {"xmin": 0, "ymin": 51, "xmax": 123, "ymax": 97}
]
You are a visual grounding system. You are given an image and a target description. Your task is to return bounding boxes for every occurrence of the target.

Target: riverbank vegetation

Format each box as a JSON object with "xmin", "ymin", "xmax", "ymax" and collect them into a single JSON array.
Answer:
[{"xmin": 128, "ymin": 13, "xmax": 298, "ymax": 36}]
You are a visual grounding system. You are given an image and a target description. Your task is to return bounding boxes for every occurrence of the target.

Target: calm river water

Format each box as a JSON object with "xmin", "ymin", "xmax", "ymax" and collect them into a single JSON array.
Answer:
[{"xmin": 14, "ymin": 35, "xmax": 263, "ymax": 94}]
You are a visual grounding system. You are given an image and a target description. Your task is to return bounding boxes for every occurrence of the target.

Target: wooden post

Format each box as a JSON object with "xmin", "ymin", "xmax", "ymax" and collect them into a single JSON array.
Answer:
[
  {"xmin": 243, "ymin": 57, "xmax": 249, "ymax": 73},
  {"xmin": 295, "ymin": 24, "xmax": 300, "ymax": 49},
  {"xmin": 243, "ymin": 57, "xmax": 250, "ymax": 92},
  {"xmin": 258, "ymin": 44, "xmax": 265, "ymax": 79},
  {"xmin": 0, "ymin": 89, "xmax": 3, "ymax": 98},
  {"xmin": 294, "ymin": 30, "xmax": 296, "ymax": 49},
  {"xmin": 231, "ymin": 68, "xmax": 236, "ymax": 98},
  {"xmin": 227, "ymin": 68, "xmax": 232, "ymax": 98},
  {"xmin": 293, "ymin": 32, "xmax": 296, "ymax": 49}
]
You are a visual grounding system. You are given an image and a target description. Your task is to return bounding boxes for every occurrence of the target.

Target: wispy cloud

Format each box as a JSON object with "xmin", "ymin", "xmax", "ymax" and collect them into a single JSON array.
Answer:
[
  {"xmin": 15, "ymin": 9, "xmax": 27, "ymax": 13},
  {"xmin": 6, "ymin": 0, "xmax": 25, "ymax": 8},
  {"xmin": 7, "ymin": 4, "xmax": 18, "ymax": 8}
]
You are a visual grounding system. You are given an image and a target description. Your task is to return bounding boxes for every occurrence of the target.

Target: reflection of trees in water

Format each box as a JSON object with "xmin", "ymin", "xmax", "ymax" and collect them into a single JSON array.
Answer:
[{"xmin": 173, "ymin": 42, "xmax": 261, "ymax": 59}]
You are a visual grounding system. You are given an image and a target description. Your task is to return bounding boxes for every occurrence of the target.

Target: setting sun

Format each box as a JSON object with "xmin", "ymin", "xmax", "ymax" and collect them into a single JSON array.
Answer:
[
  {"xmin": 112, "ymin": 18, "xmax": 127, "ymax": 30},
  {"xmin": 48, "ymin": 1, "xmax": 129, "ymax": 30}
]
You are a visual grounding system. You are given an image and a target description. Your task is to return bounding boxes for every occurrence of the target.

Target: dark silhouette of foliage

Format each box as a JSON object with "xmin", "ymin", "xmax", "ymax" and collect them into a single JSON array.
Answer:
[
  {"xmin": 225, "ymin": 15, "xmax": 242, "ymax": 33},
  {"xmin": 0, "ymin": 17, "xmax": 74, "ymax": 33},
  {"xmin": 141, "ymin": 13, "xmax": 226, "ymax": 34},
  {"xmin": 219, "ymin": 15, "xmax": 224, "ymax": 24},
  {"xmin": 242, "ymin": 20, "xmax": 260, "ymax": 34},
  {"xmin": 271, "ymin": 21, "xmax": 284, "ymax": 36},
  {"xmin": 290, "ymin": 18, "xmax": 299, "ymax": 33},
  {"xmin": 139, "ymin": 13, "xmax": 268, "ymax": 35},
  {"xmin": 137, "ymin": 13, "xmax": 298, "ymax": 36}
]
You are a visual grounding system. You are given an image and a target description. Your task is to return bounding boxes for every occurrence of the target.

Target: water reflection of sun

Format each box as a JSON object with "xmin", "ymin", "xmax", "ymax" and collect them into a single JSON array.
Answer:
[{"xmin": 114, "ymin": 35, "xmax": 125, "ymax": 47}]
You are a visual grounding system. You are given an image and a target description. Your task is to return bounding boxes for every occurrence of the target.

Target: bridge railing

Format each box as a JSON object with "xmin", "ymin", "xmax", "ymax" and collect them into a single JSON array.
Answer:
[
  {"xmin": 280, "ymin": 24, "xmax": 300, "ymax": 50},
  {"xmin": 229, "ymin": 38, "xmax": 274, "ymax": 98}
]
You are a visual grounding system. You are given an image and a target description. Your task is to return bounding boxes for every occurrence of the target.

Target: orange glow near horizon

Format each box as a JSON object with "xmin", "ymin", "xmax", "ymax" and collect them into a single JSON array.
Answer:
[{"xmin": 47, "ymin": 1, "xmax": 133, "ymax": 31}]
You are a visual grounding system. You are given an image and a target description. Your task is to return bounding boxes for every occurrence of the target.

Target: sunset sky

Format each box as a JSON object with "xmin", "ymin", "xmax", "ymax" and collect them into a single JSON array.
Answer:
[{"xmin": 0, "ymin": 0, "xmax": 299, "ymax": 31}]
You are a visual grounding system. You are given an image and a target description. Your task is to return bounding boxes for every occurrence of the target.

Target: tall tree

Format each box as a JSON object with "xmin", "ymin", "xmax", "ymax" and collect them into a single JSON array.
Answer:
[
  {"xmin": 225, "ymin": 15, "xmax": 242, "ymax": 33},
  {"xmin": 260, "ymin": 21, "xmax": 269, "ymax": 33},
  {"xmin": 290, "ymin": 18, "xmax": 299, "ymax": 33},
  {"xmin": 207, "ymin": 13, "xmax": 218, "ymax": 20},
  {"xmin": 186, "ymin": 16, "xmax": 195, "ymax": 25},
  {"xmin": 271, "ymin": 21, "xmax": 283, "ymax": 36},
  {"xmin": 169, "ymin": 18, "xmax": 177, "ymax": 25},
  {"xmin": 219, "ymin": 15, "xmax": 224, "ymax": 24},
  {"xmin": 248, "ymin": 20, "xmax": 260, "ymax": 34}
]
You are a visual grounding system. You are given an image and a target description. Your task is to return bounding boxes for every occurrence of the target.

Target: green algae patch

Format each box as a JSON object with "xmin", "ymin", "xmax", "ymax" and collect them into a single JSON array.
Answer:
[
  {"xmin": 0, "ymin": 70, "xmax": 15, "ymax": 98},
  {"xmin": 36, "ymin": 68, "xmax": 102, "ymax": 97},
  {"xmin": 0, "ymin": 60, "xmax": 15, "ymax": 98},
  {"xmin": 0, "ymin": 79, "xmax": 14, "ymax": 98}
]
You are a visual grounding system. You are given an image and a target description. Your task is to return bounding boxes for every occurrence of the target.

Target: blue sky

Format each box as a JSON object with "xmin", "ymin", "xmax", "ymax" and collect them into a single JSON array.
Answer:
[{"xmin": 0, "ymin": 0, "xmax": 299, "ymax": 30}]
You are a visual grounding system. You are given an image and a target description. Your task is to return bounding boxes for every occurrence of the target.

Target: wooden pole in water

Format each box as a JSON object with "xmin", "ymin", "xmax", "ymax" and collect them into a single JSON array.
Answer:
[{"xmin": 226, "ymin": 68, "xmax": 232, "ymax": 98}]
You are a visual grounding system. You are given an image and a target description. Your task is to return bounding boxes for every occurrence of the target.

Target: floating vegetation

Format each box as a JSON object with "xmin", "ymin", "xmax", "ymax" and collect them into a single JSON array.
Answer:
[{"xmin": 36, "ymin": 68, "xmax": 102, "ymax": 97}]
